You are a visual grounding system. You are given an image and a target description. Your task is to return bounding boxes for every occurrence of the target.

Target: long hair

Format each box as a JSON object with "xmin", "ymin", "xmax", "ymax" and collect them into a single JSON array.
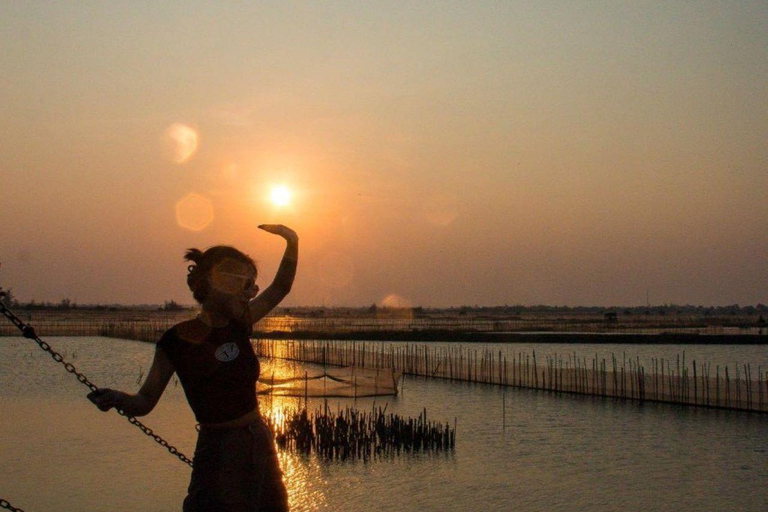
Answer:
[{"xmin": 184, "ymin": 246, "xmax": 257, "ymax": 304}]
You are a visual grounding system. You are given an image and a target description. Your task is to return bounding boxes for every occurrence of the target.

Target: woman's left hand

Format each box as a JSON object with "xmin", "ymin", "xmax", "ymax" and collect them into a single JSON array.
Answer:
[
  {"xmin": 87, "ymin": 388, "xmax": 125, "ymax": 412},
  {"xmin": 258, "ymin": 224, "xmax": 298, "ymax": 243}
]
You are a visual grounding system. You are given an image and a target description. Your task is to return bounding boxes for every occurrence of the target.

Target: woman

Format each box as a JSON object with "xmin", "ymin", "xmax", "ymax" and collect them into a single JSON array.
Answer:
[{"xmin": 89, "ymin": 224, "xmax": 298, "ymax": 512}]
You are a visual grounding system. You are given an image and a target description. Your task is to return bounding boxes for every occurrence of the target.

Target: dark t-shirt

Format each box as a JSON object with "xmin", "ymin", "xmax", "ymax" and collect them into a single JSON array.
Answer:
[{"xmin": 156, "ymin": 316, "xmax": 259, "ymax": 424}]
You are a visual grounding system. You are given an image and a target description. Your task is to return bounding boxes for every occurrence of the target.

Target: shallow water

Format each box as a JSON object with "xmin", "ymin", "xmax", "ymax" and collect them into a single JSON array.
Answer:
[{"xmin": 1, "ymin": 337, "xmax": 766, "ymax": 511}]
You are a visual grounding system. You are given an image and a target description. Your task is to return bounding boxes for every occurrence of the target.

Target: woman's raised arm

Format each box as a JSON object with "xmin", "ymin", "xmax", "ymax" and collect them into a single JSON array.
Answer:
[{"xmin": 248, "ymin": 224, "xmax": 298, "ymax": 323}]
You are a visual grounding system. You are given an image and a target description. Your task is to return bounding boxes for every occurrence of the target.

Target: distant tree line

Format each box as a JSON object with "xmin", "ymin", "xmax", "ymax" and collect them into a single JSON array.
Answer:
[
  {"xmin": 0, "ymin": 290, "xmax": 765, "ymax": 318},
  {"xmin": 442, "ymin": 304, "xmax": 768, "ymax": 316},
  {"xmin": 0, "ymin": 286, "xmax": 18, "ymax": 308},
  {"xmin": 278, "ymin": 303, "xmax": 768, "ymax": 318},
  {"xmin": 0, "ymin": 290, "xmax": 193, "ymax": 312}
]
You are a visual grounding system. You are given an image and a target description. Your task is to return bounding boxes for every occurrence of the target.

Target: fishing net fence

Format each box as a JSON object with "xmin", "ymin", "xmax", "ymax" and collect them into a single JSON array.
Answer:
[{"xmin": 258, "ymin": 366, "xmax": 401, "ymax": 398}]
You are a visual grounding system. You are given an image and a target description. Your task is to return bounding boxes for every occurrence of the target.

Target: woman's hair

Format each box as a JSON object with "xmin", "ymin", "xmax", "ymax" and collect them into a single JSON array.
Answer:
[{"xmin": 184, "ymin": 246, "xmax": 257, "ymax": 303}]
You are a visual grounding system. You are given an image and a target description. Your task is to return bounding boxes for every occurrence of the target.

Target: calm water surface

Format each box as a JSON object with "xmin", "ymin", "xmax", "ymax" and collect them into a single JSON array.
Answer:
[{"xmin": 1, "ymin": 337, "xmax": 766, "ymax": 511}]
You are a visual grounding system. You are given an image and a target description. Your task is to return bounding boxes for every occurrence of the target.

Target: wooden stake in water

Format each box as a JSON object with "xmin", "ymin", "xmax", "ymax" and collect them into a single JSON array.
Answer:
[{"xmin": 502, "ymin": 390, "xmax": 506, "ymax": 430}]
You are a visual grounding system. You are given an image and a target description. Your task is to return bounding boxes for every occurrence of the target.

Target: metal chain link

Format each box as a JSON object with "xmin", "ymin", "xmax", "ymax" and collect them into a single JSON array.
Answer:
[
  {"xmin": 0, "ymin": 498, "xmax": 25, "ymax": 512},
  {"xmin": 0, "ymin": 302, "xmax": 194, "ymax": 467}
]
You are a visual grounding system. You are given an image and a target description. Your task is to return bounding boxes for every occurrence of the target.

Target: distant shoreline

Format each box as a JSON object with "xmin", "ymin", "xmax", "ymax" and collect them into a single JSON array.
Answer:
[
  {"xmin": 1, "ymin": 307, "xmax": 765, "ymax": 344},
  {"xmin": 254, "ymin": 330, "xmax": 767, "ymax": 345}
]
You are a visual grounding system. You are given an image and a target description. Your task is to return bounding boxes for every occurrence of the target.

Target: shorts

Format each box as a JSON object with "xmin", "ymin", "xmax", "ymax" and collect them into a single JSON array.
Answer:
[{"xmin": 183, "ymin": 418, "xmax": 289, "ymax": 512}]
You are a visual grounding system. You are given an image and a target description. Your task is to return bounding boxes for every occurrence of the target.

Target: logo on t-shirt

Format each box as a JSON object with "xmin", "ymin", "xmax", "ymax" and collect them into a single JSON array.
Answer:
[{"xmin": 214, "ymin": 342, "xmax": 240, "ymax": 362}]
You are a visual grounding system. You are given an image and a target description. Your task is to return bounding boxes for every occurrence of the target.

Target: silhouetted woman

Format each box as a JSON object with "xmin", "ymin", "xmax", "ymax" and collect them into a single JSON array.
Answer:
[{"xmin": 90, "ymin": 224, "xmax": 298, "ymax": 512}]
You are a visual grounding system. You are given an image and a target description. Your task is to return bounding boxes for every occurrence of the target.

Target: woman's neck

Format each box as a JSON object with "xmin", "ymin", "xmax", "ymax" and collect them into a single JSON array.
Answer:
[{"xmin": 197, "ymin": 308, "xmax": 230, "ymax": 328}]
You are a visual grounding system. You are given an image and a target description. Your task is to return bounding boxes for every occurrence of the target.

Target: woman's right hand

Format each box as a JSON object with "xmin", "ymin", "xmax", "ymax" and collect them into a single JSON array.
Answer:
[
  {"xmin": 87, "ymin": 388, "xmax": 125, "ymax": 412},
  {"xmin": 258, "ymin": 224, "xmax": 298, "ymax": 244}
]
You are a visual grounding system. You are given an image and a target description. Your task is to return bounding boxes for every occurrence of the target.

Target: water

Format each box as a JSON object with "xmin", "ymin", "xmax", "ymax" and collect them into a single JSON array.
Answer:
[{"xmin": 1, "ymin": 337, "xmax": 766, "ymax": 511}]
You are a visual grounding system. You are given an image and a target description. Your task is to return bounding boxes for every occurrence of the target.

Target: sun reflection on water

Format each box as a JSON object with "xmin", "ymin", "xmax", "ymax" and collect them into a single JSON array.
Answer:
[
  {"xmin": 259, "ymin": 385, "xmax": 330, "ymax": 512},
  {"xmin": 279, "ymin": 451, "xmax": 330, "ymax": 512}
]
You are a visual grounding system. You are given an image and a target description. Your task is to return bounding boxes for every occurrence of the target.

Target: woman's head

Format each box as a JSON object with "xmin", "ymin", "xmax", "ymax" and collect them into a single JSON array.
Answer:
[{"xmin": 185, "ymin": 246, "xmax": 258, "ymax": 304}]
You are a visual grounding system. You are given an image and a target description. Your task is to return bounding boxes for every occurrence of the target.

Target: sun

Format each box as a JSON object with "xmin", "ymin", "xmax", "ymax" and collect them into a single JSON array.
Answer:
[{"xmin": 270, "ymin": 185, "xmax": 292, "ymax": 207}]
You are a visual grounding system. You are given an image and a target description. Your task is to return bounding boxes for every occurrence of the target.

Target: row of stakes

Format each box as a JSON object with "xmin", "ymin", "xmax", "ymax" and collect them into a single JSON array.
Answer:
[
  {"xmin": 263, "ymin": 404, "xmax": 456, "ymax": 461},
  {"xmin": 256, "ymin": 339, "xmax": 768, "ymax": 413}
]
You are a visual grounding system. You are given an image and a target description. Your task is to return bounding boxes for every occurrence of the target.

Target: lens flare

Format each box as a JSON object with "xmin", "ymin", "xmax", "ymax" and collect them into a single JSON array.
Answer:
[
  {"xmin": 164, "ymin": 123, "xmax": 199, "ymax": 164},
  {"xmin": 175, "ymin": 193, "xmax": 214, "ymax": 231},
  {"xmin": 380, "ymin": 294, "xmax": 412, "ymax": 309},
  {"xmin": 374, "ymin": 294, "xmax": 414, "ymax": 319}
]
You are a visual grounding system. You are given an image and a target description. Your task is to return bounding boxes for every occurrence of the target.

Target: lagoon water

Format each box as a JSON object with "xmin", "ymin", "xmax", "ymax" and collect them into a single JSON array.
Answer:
[{"xmin": 1, "ymin": 337, "xmax": 766, "ymax": 511}]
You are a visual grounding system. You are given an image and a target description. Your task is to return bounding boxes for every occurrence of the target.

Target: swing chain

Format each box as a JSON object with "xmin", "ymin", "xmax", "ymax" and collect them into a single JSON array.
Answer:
[
  {"xmin": 0, "ymin": 302, "xmax": 194, "ymax": 468},
  {"xmin": 126, "ymin": 416, "xmax": 194, "ymax": 466},
  {"xmin": 23, "ymin": 324, "xmax": 99, "ymax": 392},
  {"xmin": 0, "ymin": 498, "xmax": 25, "ymax": 512}
]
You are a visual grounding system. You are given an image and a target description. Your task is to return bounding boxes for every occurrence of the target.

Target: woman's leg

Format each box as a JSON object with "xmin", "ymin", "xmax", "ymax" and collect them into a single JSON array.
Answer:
[
  {"xmin": 248, "ymin": 418, "xmax": 289, "ymax": 512},
  {"xmin": 184, "ymin": 430, "xmax": 229, "ymax": 512},
  {"xmin": 184, "ymin": 428, "xmax": 259, "ymax": 512},
  {"xmin": 183, "ymin": 421, "xmax": 289, "ymax": 512}
]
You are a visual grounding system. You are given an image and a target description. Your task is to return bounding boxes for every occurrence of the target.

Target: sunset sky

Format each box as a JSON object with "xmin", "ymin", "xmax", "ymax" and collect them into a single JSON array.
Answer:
[{"xmin": 1, "ymin": 1, "xmax": 766, "ymax": 307}]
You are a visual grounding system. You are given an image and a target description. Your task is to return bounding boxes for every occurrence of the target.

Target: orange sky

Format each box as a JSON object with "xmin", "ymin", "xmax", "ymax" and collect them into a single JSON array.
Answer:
[{"xmin": 1, "ymin": 2, "xmax": 766, "ymax": 307}]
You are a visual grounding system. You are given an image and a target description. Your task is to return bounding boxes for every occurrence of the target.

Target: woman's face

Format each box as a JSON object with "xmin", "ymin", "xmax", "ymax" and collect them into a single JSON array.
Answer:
[{"xmin": 205, "ymin": 258, "xmax": 258, "ymax": 318}]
